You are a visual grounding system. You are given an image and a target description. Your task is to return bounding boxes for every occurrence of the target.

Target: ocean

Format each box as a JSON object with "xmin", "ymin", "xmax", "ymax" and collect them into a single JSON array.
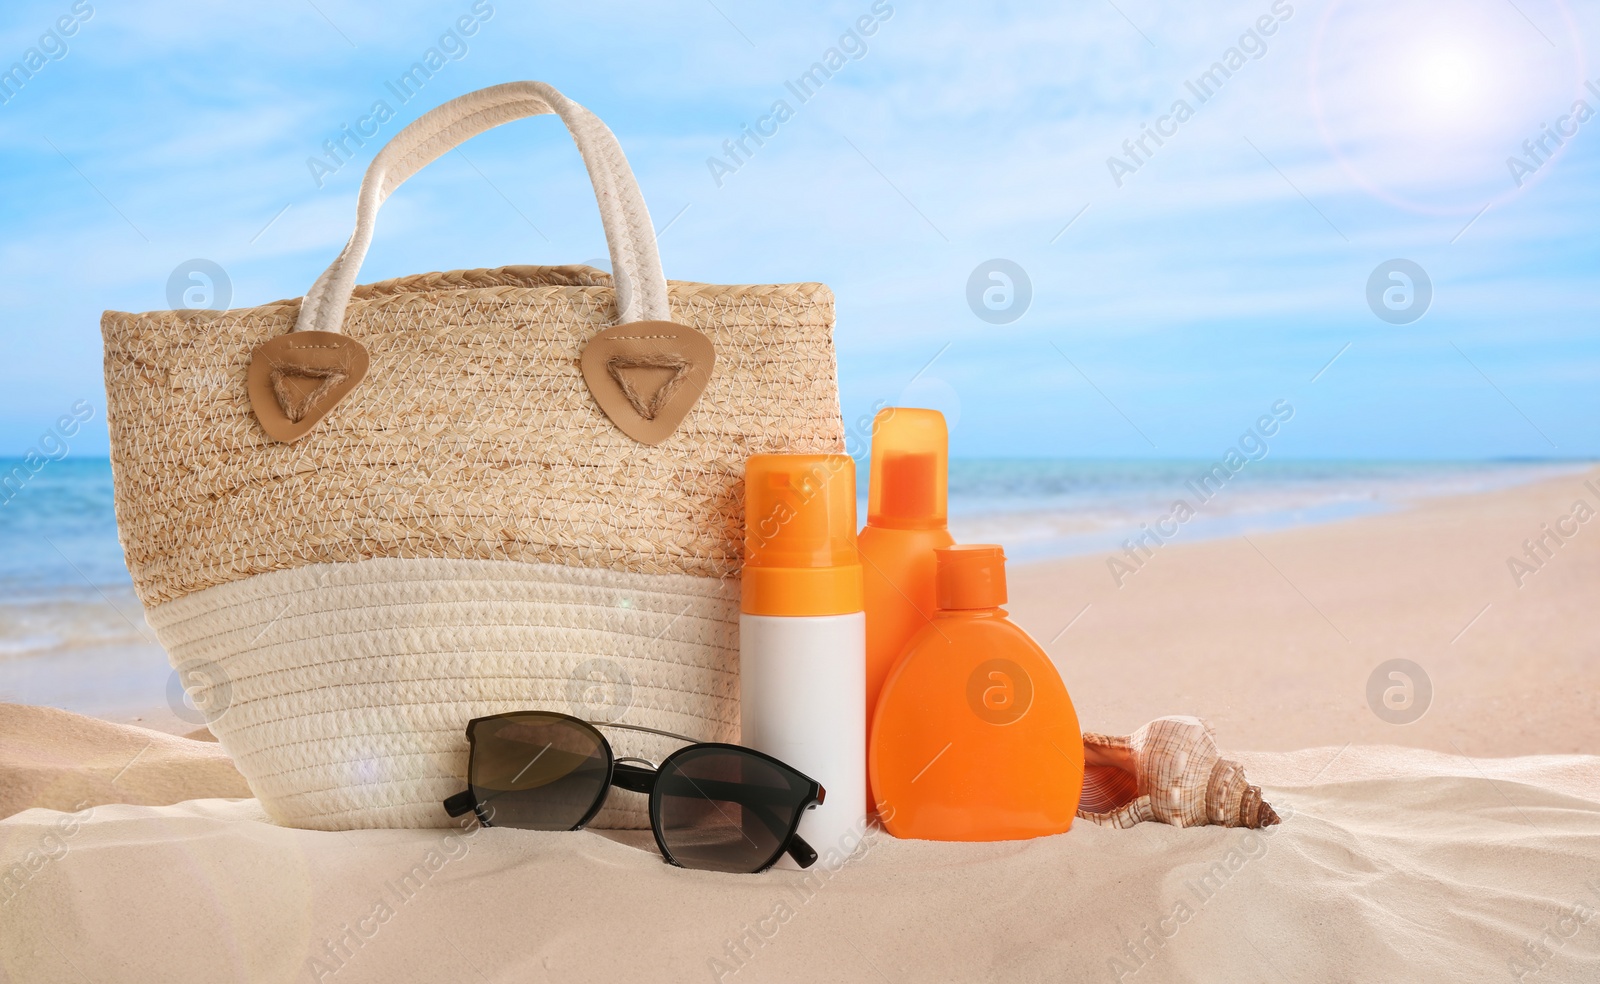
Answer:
[
  {"xmin": 941, "ymin": 458, "xmax": 1593, "ymax": 561},
  {"xmin": 0, "ymin": 456, "xmax": 1589, "ymax": 720}
]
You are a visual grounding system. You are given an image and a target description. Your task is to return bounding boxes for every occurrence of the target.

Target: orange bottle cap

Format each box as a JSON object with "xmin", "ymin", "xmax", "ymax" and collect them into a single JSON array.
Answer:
[
  {"xmin": 935, "ymin": 544, "xmax": 1007, "ymax": 610},
  {"xmin": 742, "ymin": 454, "xmax": 864, "ymax": 617},
  {"xmin": 866, "ymin": 408, "xmax": 948, "ymax": 531}
]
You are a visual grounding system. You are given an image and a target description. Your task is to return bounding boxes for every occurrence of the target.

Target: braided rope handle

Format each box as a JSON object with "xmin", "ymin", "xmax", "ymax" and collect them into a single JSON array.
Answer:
[{"xmin": 295, "ymin": 81, "xmax": 669, "ymax": 334}]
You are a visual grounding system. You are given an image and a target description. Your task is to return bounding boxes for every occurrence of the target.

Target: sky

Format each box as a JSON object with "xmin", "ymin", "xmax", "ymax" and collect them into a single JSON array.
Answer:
[{"xmin": 0, "ymin": 0, "xmax": 1596, "ymax": 460}]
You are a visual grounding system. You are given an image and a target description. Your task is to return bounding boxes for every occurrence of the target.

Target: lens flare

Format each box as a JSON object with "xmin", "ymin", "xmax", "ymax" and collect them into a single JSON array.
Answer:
[{"xmin": 1309, "ymin": 0, "xmax": 1587, "ymax": 214}]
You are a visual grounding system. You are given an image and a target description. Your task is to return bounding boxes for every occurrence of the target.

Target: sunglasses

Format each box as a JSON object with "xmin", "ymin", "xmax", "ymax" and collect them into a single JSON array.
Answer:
[{"xmin": 443, "ymin": 711, "xmax": 825, "ymax": 873}]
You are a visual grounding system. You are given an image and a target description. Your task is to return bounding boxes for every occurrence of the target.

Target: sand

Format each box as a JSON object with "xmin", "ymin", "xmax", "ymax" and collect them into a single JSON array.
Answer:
[
  {"xmin": 0, "ymin": 703, "xmax": 248, "ymax": 820},
  {"xmin": 1006, "ymin": 466, "xmax": 1600, "ymax": 755},
  {"xmin": 2, "ymin": 730, "xmax": 1597, "ymax": 984},
  {"xmin": 2, "ymin": 468, "xmax": 1598, "ymax": 982}
]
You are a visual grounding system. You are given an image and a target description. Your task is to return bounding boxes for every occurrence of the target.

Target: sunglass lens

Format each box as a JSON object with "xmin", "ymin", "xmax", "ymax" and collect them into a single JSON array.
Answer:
[
  {"xmin": 653, "ymin": 747, "xmax": 812, "ymax": 873},
  {"xmin": 468, "ymin": 714, "xmax": 610, "ymax": 830}
]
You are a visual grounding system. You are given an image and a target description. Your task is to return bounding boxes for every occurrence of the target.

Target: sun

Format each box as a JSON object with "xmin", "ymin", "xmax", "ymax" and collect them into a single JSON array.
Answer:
[
  {"xmin": 1309, "ymin": 0, "xmax": 1586, "ymax": 214},
  {"xmin": 1408, "ymin": 42, "xmax": 1485, "ymax": 121}
]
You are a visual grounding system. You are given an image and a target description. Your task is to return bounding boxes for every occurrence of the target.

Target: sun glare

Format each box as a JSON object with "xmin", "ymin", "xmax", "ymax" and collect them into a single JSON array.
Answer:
[
  {"xmin": 1311, "ymin": 0, "xmax": 1584, "ymax": 213},
  {"xmin": 1410, "ymin": 44, "xmax": 1482, "ymax": 119}
]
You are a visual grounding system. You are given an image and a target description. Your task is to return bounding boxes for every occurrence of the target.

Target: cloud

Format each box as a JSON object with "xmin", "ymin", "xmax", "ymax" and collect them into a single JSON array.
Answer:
[{"xmin": 0, "ymin": 0, "xmax": 1596, "ymax": 457}]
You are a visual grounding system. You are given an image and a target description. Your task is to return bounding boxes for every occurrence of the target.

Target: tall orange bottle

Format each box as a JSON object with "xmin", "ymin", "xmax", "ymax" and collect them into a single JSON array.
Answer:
[
  {"xmin": 859, "ymin": 408, "xmax": 955, "ymax": 740},
  {"xmin": 869, "ymin": 545, "xmax": 1084, "ymax": 841}
]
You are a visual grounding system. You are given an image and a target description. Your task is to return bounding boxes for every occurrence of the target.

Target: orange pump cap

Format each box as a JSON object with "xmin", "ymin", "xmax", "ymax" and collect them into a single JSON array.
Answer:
[
  {"xmin": 936, "ymin": 544, "xmax": 1007, "ymax": 610},
  {"xmin": 866, "ymin": 408, "xmax": 948, "ymax": 530},
  {"xmin": 742, "ymin": 454, "xmax": 864, "ymax": 616}
]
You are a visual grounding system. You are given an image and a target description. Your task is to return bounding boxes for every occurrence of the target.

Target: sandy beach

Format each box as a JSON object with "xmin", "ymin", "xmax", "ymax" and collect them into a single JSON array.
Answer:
[
  {"xmin": 3, "ymin": 467, "xmax": 1599, "ymax": 984},
  {"xmin": 1007, "ymin": 465, "xmax": 1600, "ymax": 757},
  {"xmin": 4, "ymin": 726, "xmax": 1598, "ymax": 984}
]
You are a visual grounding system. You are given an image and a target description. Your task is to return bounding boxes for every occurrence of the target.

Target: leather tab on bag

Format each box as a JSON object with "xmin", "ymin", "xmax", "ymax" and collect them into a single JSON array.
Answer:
[
  {"xmin": 247, "ymin": 331, "xmax": 370, "ymax": 443},
  {"xmin": 581, "ymin": 322, "xmax": 715, "ymax": 446}
]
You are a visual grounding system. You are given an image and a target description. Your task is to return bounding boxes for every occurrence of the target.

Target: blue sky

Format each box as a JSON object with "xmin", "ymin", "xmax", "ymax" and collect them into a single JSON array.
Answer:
[{"xmin": 0, "ymin": 0, "xmax": 1596, "ymax": 459}]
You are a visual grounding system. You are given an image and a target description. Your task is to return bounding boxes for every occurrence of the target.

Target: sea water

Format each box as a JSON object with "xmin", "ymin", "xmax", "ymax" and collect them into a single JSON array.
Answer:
[
  {"xmin": 0, "ymin": 456, "xmax": 1589, "ymax": 718},
  {"xmin": 0, "ymin": 457, "xmax": 163, "ymax": 717},
  {"xmin": 940, "ymin": 458, "xmax": 1593, "ymax": 562}
]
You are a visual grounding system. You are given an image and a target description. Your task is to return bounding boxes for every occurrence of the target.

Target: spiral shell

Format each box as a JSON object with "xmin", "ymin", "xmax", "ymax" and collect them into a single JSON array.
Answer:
[{"xmin": 1077, "ymin": 716, "xmax": 1279, "ymax": 829}]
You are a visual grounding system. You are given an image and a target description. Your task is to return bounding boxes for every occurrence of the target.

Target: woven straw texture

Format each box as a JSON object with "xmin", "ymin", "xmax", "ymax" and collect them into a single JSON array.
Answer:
[
  {"xmin": 147, "ymin": 557, "xmax": 737, "ymax": 830},
  {"xmin": 102, "ymin": 263, "xmax": 844, "ymax": 829},
  {"xmin": 102, "ymin": 265, "xmax": 844, "ymax": 608}
]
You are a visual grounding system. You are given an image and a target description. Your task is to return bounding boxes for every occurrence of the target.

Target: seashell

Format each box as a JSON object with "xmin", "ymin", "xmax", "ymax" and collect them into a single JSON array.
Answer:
[{"xmin": 1077, "ymin": 715, "xmax": 1279, "ymax": 829}]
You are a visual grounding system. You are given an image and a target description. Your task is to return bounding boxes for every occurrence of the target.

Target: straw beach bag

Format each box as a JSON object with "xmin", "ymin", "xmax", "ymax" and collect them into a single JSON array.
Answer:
[{"xmin": 101, "ymin": 82, "xmax": 844, "ymax": 830}]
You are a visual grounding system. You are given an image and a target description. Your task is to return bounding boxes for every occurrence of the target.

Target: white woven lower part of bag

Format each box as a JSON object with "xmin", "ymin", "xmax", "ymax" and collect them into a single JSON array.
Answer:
[{"xmin": 149, "ymin": 557, "xmax": 738, "ymax": 829}]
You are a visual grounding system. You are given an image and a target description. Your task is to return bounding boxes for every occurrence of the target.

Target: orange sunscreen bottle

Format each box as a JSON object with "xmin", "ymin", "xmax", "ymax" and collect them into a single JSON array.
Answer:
[
  {"xmin": 858, "ymin": 408, "xmax": 955, "ymax": 740},
  {"xmin": 869, "ymin": 545, "xmax": 1084, "ymax": 841},
  {"xmin": 741, "ymin": 454, "xmax": 866, "ymax": 858}
]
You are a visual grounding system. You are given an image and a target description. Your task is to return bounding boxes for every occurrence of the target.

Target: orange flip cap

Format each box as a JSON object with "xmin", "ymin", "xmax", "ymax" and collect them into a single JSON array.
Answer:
[
  {"xmin": 866, "ymin": 408, "xmax": 948, "ymax": 530},
  {"xmin": 936, "ymin": 544, "xmax": 1008, "ymax": 610}
]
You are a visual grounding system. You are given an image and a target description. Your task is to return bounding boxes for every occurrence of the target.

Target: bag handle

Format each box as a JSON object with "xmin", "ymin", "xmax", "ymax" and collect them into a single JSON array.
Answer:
[{"xmin": 294, "ymin": 81, "xmax": 669, "ymax": 334}]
